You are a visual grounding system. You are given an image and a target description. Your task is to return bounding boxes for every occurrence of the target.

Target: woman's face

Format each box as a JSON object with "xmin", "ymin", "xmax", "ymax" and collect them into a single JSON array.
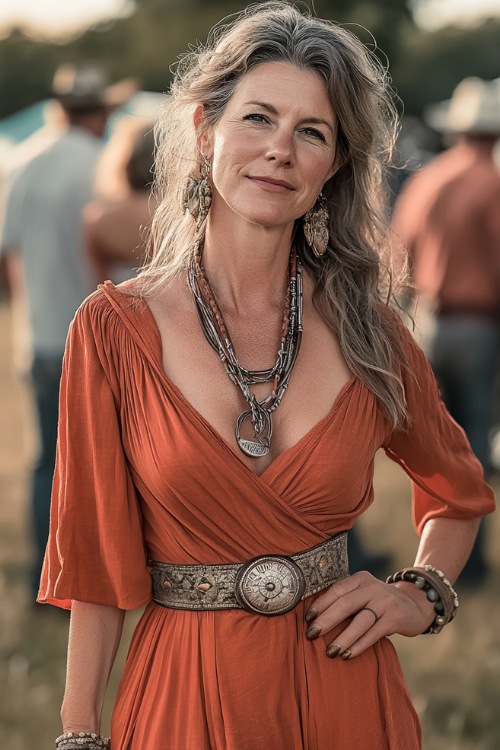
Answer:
[{"xmin": 200, "ymin": 61, "xmax": 339, "ymax": 230}]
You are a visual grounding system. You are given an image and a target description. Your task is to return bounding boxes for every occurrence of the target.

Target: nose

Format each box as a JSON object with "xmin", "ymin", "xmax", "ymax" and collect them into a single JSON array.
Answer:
[{"xmin": 264, "ymin": 127, "xmax": 295, "ymax": 166}]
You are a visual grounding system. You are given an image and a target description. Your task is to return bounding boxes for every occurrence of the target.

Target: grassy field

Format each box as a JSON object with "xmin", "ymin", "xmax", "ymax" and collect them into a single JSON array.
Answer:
[{"xmin": 0, "ymin": 297, "xmax": 499, "ymax": 750}]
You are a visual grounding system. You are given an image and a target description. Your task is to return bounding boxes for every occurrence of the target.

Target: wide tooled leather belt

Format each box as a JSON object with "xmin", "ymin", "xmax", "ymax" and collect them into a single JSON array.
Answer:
[{"xmin": 149, "ymin": 532, "xmax": 349, "ymax": 616}]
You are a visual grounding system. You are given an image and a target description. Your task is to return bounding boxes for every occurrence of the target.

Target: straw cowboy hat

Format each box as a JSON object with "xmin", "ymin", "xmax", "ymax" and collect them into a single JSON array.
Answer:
[
  {"xmin": 51, "ymin": 63, "xmax": 137, "ymax": 112},
  {"xmin": 425, "ymin": 77, "xmax": 500, "ymax": 135}
]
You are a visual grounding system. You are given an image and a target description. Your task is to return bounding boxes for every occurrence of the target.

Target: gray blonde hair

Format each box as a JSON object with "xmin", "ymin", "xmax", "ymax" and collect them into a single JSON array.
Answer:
[{"xmin": 139, "ymin": 1, "xmax": 410, "ymax": 428}]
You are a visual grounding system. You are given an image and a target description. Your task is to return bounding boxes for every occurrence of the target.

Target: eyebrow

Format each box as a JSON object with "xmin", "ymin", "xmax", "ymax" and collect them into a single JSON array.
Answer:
[{"xmin": 243, "ymin": 100, "xmax": 335, "ymax": 134}]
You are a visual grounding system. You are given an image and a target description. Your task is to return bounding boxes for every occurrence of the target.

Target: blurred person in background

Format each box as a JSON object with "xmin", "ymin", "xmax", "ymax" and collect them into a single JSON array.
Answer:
[
  {"xmin": 0, "ymin": 101, "xmax": 67, "ymax": 363},
  {"xmin": 38, "ymin": 5, "xmax": 494, "ymax": 750},
  {"xmin": 0, "ymin": 63, "xmax": 135, "ymax": 603},
  {"xmin": 83, "ymin": 117, "xmax": 156, "ymax": 283},
  {"xmin": 387, "ymin": 115, "xmax": 443, "ymax": 215},
  {"xmin": 392, "ymin": 77, "xmax": 500, "ymax": 584}
]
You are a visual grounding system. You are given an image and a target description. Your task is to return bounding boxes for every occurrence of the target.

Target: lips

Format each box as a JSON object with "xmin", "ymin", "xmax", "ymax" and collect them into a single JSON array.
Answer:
[{"xmin": 248, "ymin": 176, "xmax": 295, "ymax": 190}]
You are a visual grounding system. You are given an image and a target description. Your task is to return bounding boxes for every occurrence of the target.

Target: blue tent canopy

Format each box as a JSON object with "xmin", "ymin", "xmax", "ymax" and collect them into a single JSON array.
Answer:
[
  {"xmin": 0, "ymin": 92, "xmax": 164, "ymax": 146},
  {"xmin": 0, "ymin": 102, "xmax": 47, "ymax": 145}
]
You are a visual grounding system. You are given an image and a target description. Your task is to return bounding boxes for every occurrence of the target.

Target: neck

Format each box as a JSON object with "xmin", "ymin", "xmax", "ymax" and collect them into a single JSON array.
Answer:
[
  {"xmin": 66, "ymin": 109, "xmax": 107, "ymax": 139},
  {"xmin": 462, "ymin": 135, "xmax": 498, "ymax": 156},
  {"xmin": 202, "ymin": 213, "xmax": 295, "ymax": 316}
]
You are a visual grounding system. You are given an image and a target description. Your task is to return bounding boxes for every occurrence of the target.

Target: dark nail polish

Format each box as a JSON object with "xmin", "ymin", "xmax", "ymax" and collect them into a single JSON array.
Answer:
[
  {"xmin": 306, "ymin": 625, "xmax": 321, "ymax": 640},
  {"xmin": 341, "ymin": 650, "xmax": 352, "ymax": 661},
  {"xmin": 326, "ymin": 643, "xmax": 341, "ymax": 658},
  {"xmin": 305, "ymin": 609, "xmax": 318, "ymax": 623}
]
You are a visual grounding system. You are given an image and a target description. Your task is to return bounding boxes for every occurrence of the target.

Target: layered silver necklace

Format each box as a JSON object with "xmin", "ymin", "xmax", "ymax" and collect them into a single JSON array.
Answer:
[{"xmin": 187, "ymin": 242, "xmax": 303, "ymax": 458}]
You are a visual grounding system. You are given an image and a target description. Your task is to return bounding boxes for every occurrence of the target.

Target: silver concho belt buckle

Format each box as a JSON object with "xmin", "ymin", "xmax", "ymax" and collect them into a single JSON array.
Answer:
[{"xmin": 234, "ymin": 554, "xmax": 306, "ymax": 616}]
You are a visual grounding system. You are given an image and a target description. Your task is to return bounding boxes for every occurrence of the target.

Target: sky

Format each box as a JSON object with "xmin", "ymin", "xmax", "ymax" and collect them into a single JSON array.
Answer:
[
  {"xmin": 0, "ymin": 0, "xmax": 130, "ymax": 38},
  {"xmin": 414, "ymin": 0, "xmax": 500, "ymax": 29},
  {"xmin": 0, "ymin": 0, "xmax": 499, "ymax": 37}
]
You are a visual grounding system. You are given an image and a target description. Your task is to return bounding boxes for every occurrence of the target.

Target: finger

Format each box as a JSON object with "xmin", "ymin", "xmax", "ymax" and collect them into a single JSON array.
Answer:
[
  {"xmin": 306, "ymin": 596, "xmax": 372, "ymax": 640},
  {"xmin": 332, "ymin": 617, "xmax": 388, "ymax": 660},
  {"xmin": 324, "ymin": 608, "xmax": 385, "ymax": 660},
  {"xmin": 359, "ymin": 606, "xmax": 380, "ymax": 624},
  {"xmin": 305, "ymin": 571, "xmax": 369, "ymax": 621},
  {"xmin": 306, "ymin": 583, "xmax": 385, "ymax": 639}
]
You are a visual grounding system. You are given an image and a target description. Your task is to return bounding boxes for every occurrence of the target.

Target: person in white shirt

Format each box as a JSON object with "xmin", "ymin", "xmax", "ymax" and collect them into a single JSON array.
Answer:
[{"xmin": 0, "ymin": 64, "xmax": 134, "ymax": 602}]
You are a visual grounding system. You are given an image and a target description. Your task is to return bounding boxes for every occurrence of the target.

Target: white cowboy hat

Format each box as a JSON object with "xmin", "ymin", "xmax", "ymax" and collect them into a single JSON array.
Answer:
[{"xmin": 424, "ymin": 77, "xmax": 500, "ymax": 135}]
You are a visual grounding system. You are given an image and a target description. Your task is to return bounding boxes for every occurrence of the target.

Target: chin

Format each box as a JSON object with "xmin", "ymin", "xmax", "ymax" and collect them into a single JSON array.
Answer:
[{"xmin": 237, "ymin": 205, "xmax": 295, "ymax": 228}]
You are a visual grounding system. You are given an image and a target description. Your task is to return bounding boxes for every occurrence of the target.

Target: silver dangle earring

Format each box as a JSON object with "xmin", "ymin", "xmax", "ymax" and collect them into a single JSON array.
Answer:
[
  {"xmin": 303, "ymin": 192, "xmax": 329, "ymax": 257},
  {"xmin": 183, "ymin": 157, "xmax": 212, "ymax": 228}
]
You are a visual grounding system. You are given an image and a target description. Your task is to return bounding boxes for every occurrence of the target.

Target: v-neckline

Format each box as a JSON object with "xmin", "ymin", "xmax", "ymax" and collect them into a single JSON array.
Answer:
[
  {"xmin": 103, "ymin": 282, "xmax": 358, "ymax": 481},
  {"xmin": 161, "ymin": 361, "xmax": 356, "ymax": 481}
]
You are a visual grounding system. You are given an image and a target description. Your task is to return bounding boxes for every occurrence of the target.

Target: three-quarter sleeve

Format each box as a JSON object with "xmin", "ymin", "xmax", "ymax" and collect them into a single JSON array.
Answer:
[
  {"xmin": 38, "ymin": 293, "xmax": 152, "ymax": 609},
  {"xmin": 384, "ymin": 321, "xmax": 495, "ymax": 534}
]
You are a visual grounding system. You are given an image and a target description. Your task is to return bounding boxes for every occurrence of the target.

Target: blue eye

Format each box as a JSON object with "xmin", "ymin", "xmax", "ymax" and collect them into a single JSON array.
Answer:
[
  {"xmin": 302, "ymin": 128, "xmax": 327, "ymax": 142},
  {"xmin": 243, "ymin": 113, "xmax": 269, "ymax": 123}
]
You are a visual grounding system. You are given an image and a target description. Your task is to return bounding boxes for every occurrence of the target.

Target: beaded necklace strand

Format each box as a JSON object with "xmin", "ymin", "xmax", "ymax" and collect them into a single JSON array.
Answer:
[{"xmin": 187, "ymin": 242, "xmax": 303, "ymax": 457}]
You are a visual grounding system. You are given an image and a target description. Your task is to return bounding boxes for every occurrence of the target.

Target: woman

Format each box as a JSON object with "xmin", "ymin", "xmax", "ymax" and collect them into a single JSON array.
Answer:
[
  {"xmin": 39, "ymin": 3, "xmax": 494, "ymax": 749},
  {"xmin": 83, "ymin": 118, "xmax": 156, "ymax": 283}
]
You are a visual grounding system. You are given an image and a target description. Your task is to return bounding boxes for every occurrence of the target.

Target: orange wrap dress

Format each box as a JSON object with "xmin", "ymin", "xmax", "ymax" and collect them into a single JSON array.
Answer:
[{"xmin": 39, "ymin": 282, "xmax": 495, "ymax": 750}]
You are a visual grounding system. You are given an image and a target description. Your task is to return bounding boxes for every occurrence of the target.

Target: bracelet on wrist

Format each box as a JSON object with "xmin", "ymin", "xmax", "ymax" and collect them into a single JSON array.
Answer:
[
  {"xmin": 55, "ymin": 731, "xmax": 111, "ymax": 749},
  {"xmin": 386, "ymin": 564, "xmax": 459, "ymax": 634}
]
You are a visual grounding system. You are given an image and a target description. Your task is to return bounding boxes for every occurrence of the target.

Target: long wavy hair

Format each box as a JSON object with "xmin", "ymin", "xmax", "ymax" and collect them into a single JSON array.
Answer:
[{"xmin": 138, "ymin": 1, "xmax": 410, "ymax": 428}]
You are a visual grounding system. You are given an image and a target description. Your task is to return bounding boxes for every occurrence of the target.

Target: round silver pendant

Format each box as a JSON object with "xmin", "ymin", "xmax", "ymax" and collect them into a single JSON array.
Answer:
[
  {"xmin": 235, "ymin": 409, "xmax": 272, "ymax": 458},
  {"xmin": 235, "ymin": 555, "xmax": 306, "ymax": 615}
]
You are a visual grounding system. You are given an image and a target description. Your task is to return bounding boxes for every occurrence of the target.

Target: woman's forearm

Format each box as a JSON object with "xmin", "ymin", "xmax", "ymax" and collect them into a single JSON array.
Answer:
[
  {"xmin": 413, "ymin": 516, "xmax": 481, "ymax": 582},
  {"xmin": 61, "ymin": 601, "xmax": 125, "ymax": 734}
]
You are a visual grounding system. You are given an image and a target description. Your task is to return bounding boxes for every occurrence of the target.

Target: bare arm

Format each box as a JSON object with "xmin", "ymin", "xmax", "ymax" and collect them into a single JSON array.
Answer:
[
  {"xmin": 83, "ymin": 214, "xmax": 114, "ymax": 285},
  {"xmin": 61, "ymin": 601, "xmax": 125, "ymax": 733},
  {"xmin": 413, "ymin": 516, "xmax": 479, "ymax": 577},
  {"xmin": 304, "ymin": 516, "xmax": 480, "ymax": 658},
  {"xmin": 2, "ymin": 251, "xmax": 34, "ymax": 372},
  {"xmin": 3, "ymin": 250, "xmax": 24, "ymax": 297}
]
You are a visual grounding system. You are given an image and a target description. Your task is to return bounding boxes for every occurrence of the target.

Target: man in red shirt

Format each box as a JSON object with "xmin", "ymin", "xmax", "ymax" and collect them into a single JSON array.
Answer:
[{"xmin": 392, "ymin": 77, "xmax": 500, "ymax": 583}]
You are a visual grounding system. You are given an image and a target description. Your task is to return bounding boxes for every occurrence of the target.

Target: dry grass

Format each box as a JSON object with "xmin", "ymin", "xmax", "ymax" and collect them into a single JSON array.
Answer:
[{"xmin": 0, "ymin": 297, "xmax": 499, "ymax": 750}]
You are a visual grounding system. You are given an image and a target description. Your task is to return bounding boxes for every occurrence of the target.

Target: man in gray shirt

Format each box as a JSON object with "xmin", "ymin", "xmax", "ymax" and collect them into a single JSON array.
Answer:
[{"xmin": 1, "ymin": 65, "xmax": 134, "ymax": 601}]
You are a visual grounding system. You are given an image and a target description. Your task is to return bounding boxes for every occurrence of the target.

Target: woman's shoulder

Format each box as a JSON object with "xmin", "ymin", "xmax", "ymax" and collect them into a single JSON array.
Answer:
[
  {"xmin": 68, "ymin": 280, "xmax": 161, "ymax": 378},
  {"xmin": 72, "ymin": 279, "xmax": 145, "ymax": 337}
]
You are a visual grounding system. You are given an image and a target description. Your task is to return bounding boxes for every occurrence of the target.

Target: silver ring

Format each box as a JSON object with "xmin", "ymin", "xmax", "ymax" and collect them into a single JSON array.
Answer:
[{"xmin": 360, "ymin": 606, "xmax": 380, "ymax": 623}]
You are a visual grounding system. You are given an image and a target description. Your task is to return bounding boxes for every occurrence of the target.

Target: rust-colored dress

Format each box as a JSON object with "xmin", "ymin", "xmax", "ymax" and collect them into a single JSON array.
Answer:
[{"xmin": 39, "ymin": 282, "xmax": 495, "ymax": 750}]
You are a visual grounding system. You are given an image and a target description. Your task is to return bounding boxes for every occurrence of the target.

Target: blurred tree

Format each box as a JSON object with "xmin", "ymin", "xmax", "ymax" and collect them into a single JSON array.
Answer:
[
  {"xmin": 0, "ymin": 1, "xmax": 499, "ymax": 123},
  {"xmin": 392, "ymin": 18, "xmax": 500, "ymax": 115},
  {"xmin": 0, "ymin": 30, "xmax": 56, "ymax": 115},
  {"xmin": 310, "ymin": 0, "xmax": 415, "ymax": 67}
]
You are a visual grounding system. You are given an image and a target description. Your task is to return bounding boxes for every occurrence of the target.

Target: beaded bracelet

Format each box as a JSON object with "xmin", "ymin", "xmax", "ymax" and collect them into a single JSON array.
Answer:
[
  {"xmin": 55, "ymin": 731, "xmax": 111, "ymax": 749},
  {"xmin": 386, "ymin": 564, "xmax": 459, "ymax": 634}
]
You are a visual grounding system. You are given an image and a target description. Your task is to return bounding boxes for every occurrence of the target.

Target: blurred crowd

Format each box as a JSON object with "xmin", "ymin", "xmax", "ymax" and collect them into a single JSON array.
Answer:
[
  {"xmin": 392, "ymin": 76, "xmax": 500, "ymax": 583},
  {"xmin": 0, "ymin": 63, "xmax": 499, "ymax": 605},
  {"xmin": 0, "ymin": 64, "xmax": 157, "ymax": 601}
]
